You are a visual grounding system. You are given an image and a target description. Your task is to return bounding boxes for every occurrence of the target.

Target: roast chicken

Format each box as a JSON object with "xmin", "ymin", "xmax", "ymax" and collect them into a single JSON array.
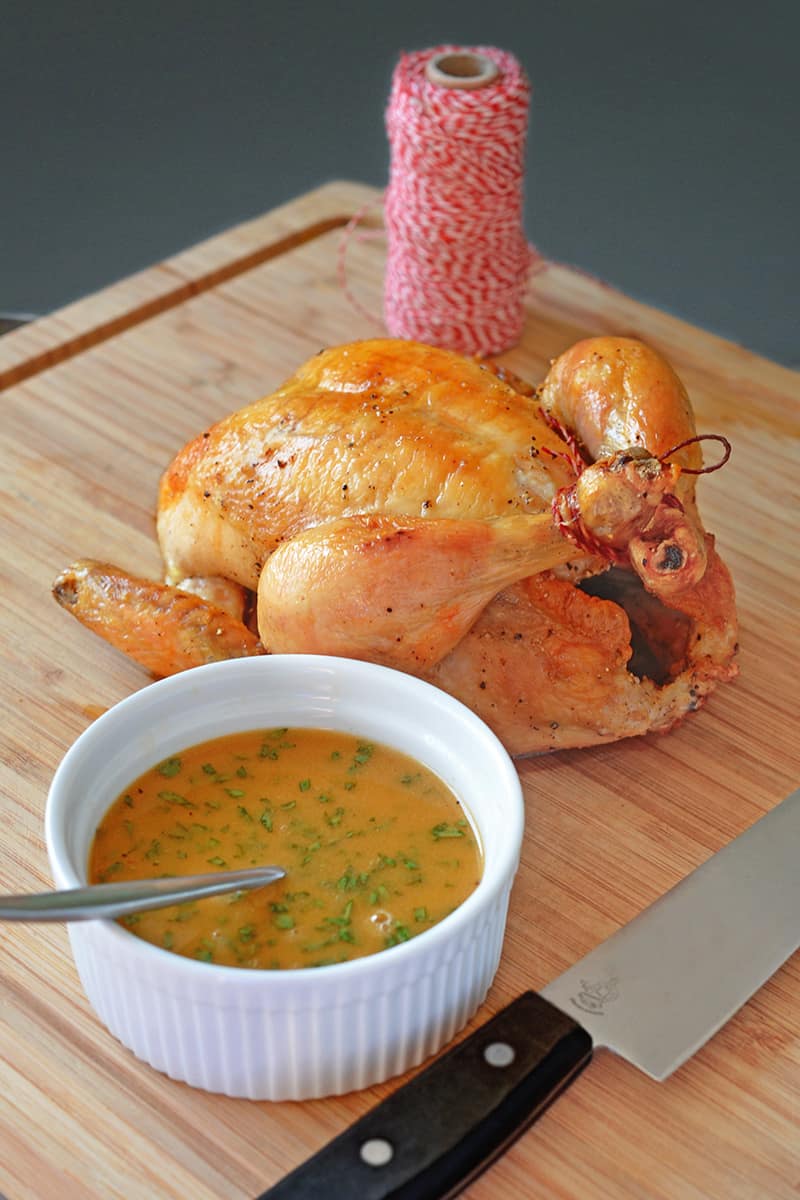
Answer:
[{"xmin": 54, "ymin": 336, "xmax": 738, "ymax": 754}]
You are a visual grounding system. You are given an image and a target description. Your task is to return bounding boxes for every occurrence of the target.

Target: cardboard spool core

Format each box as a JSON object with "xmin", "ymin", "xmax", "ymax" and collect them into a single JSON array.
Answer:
[{"xmin": 425, "ymin": 52, "xmax": 500, "ymax": 90}]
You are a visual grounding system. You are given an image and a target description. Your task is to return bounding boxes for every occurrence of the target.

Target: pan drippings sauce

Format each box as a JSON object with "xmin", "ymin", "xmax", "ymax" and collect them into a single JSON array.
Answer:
[{"xmin": 89, "ymin": 727, "xmax": 482, "ymax": 969}]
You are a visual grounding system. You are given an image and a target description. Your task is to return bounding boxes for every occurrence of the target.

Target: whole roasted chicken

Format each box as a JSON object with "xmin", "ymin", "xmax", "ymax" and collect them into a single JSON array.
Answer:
[{"xmin": 54, "ymin": 336, "xmax": 738, "ymax": 754}]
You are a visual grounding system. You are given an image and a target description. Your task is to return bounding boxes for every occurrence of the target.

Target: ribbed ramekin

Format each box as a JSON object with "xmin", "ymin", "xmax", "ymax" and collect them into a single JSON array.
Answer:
[{"xmin": 45, "ymin": 655, "xmax": 524, "ymax": 1100}]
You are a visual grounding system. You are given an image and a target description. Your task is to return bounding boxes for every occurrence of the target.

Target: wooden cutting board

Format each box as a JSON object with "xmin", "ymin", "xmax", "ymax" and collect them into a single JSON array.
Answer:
[{"xmin": 0, "ymin": 181, "xmax": 797, "ymax": 1200}]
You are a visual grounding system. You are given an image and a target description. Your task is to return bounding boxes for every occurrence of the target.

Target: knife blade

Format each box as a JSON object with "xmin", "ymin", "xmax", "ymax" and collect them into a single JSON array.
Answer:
[{"xmin": 259, "ymin": 789, "xmax": 799, "ymax": 1200}]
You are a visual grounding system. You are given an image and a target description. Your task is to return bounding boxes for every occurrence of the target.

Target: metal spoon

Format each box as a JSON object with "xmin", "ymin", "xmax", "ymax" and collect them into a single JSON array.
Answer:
[{"xmin": 0, "ymin": 866, "xmax": 285, "ymax": 922}]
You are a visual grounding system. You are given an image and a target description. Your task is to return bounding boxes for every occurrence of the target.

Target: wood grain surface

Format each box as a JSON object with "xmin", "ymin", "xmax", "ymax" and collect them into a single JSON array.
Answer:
[{"xmin": 0, "ymin": 181, "xmax": 797, "ymax": 1200}]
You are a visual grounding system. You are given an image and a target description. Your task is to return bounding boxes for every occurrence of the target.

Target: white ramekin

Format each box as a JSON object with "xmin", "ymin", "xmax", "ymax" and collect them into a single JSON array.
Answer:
[{"xmin": 45, "ymin": 655, "xmax": 524, "ymax": 1100}]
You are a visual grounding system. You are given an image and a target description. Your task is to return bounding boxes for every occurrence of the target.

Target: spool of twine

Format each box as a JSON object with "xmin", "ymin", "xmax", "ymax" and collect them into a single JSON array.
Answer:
[{"xmin": 383, "ymin": 45, "xmax": 536, "ymax": 356}]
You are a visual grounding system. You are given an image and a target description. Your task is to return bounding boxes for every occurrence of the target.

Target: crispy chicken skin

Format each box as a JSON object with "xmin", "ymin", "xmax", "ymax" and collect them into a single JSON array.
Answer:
[{"xmin": 54, "ymin": 337, "xmax": 738, "ymax": 754}]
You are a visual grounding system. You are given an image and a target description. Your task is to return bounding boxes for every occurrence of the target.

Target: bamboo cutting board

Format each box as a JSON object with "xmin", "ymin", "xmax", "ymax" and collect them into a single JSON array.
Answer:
[{"xmin": 0, "ymin": 181, "xmax": 798, "ymax": 1200}]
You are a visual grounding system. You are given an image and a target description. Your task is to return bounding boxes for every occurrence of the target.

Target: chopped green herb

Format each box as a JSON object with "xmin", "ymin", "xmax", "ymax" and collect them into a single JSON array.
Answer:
[
  {"xmin": 431, "ymin": 822, "xmax": 466, "ymax": 840},
  {"xmin": 158, "ymin": 790, "xmax": 192, "ymax": 807},
  {"xmin": 157, "ymin": 757, "xmax": 182, "ymax": 778},
  {"xmin": 336, "ymin": 868, "xmax": 366, "ymax": 891},
  {"xmin": 350, "ymin": 743, "xmax": 375, "ymax": 770},
  {"xmin": 171, "ymin": 904, "xmax": 197, "ymax": 923}
]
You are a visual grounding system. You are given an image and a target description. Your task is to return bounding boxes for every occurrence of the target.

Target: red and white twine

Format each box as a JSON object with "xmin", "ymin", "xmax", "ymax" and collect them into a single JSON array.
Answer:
[{"xmin": 383, "ymin": 45, "xmax": 537, "ymax": 356}]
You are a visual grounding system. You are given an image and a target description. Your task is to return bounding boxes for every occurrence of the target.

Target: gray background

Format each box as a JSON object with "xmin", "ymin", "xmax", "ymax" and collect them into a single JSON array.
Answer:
[{"xmin": 1, "ymin": 0, "xmax": 797, "ymax": 365}]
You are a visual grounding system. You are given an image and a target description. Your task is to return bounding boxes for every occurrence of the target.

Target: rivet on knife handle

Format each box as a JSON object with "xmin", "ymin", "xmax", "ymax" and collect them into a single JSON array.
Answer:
[{"xmin": 257, "ymin": 992, "xmax": 592, "ymax": 1200}]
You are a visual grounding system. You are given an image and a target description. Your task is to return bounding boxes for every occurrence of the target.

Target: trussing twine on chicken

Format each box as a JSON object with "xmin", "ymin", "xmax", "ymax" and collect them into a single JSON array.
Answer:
[
  {"xmin": 551, "ymin": 433, "xmax": 732, "ymax": 562},
  {"xmin": 659, "ymin": 433, "xmax": 732, "ymax": 474},
  {"xmin": 539, "ymin": 410, "xmax": 587, "ymax": 476}
]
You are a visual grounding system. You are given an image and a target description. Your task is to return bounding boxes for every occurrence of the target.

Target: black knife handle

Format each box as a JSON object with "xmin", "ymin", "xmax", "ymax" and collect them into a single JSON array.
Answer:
[{"xmin": 258, "ymin": 992, "xmax": 592, "ymax": 1200}]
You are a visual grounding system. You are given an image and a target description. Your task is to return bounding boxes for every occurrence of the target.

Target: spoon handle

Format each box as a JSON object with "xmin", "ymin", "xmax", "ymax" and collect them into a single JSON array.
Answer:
[{"xmin": 0, "ymin": 866, "xmax": 285, "ymax": 921}]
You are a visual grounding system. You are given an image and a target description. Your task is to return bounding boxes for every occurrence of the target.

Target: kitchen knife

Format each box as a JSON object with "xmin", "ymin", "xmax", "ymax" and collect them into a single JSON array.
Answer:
[{"xmin": 259, "ymin": 788, "xmax": 799, "ymax": 1200}]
